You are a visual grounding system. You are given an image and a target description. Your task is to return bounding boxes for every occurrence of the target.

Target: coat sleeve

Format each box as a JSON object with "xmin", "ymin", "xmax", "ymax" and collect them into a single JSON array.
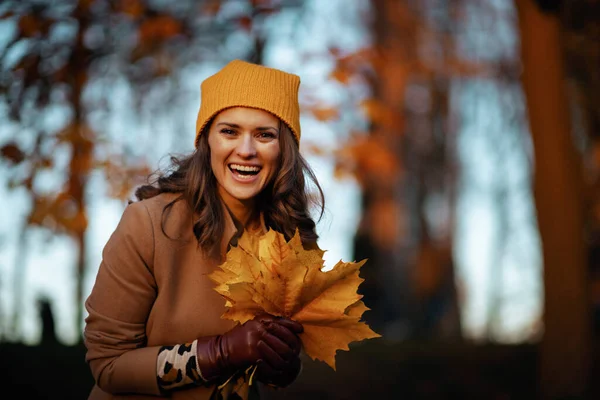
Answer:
[{"xmin": 83, "ymin": 201, "xmax": 162, "ymax": 396}]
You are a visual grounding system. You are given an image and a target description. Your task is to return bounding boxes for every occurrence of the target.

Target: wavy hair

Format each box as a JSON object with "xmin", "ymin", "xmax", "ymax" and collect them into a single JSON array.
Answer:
[{"xmin": 134, "ymin": 121, "xmax": 324, "ymax": 257}]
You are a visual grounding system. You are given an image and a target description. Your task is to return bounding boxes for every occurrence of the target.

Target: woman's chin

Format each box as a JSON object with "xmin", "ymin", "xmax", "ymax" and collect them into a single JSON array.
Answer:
[{"xmin": 226, "ymin": 187, "xmax": 263, "ymax": 202}]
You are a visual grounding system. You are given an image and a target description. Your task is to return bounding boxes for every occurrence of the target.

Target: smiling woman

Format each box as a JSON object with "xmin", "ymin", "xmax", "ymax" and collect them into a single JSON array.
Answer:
[{"xmin": 82, "ymin": 60, "xmax": 325, "ymax": 400}]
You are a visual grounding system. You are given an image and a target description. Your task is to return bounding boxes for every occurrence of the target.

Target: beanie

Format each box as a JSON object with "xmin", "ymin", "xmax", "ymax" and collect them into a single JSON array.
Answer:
[{"xmin": 195, "ymin": 59, "xmax": 301, "ymax": 147}]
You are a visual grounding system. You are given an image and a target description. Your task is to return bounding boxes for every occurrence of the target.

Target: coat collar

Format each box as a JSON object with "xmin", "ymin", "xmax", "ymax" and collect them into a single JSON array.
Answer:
[{"xmin": 220, "ymin": 200, "xmax": 268, "ymax": 256}]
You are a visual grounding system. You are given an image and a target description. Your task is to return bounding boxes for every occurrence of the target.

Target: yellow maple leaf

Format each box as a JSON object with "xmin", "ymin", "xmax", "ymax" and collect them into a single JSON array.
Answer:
[{"xmin": 209, "ymin": 228, "xmax": 381, "ymax": 371}]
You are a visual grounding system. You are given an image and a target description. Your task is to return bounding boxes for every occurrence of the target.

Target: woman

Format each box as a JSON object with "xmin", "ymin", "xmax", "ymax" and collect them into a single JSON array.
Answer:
[{"xmin": 83, "ymin": 59, "xmax": 325, "ymax": 400}]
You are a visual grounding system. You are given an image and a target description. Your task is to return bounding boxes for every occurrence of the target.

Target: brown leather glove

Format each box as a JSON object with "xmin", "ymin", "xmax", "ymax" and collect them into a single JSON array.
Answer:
[
  {"xmin": 254, "ymin": 317, "xmax": 303, "ymax": 388},
  {"xmin": 196, "ymin": 314, "xmax": 303, "ymax": 385}
]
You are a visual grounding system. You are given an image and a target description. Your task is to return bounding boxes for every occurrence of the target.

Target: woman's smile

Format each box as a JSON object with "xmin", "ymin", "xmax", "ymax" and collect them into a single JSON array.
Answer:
[{"xmin": 228, "ymin": 163, "xmax": 262, "ymax": 181}]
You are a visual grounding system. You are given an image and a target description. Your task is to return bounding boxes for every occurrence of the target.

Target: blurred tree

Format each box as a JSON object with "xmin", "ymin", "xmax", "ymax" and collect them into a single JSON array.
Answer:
[
  {"xmin": 516, "ymin": 0, "xmax": 598, "ymax": 397},
  {"xmin": 327, "ymin": 0, "xmax": 550, "ymax": 346},
  {"xmin": 559, "ymin": 0, "xmax": 600, "ymax": 341},
  {"xmin": 329, "ymin": 0, "xmax": 475, "ymax": 340},
  {"xmin": 0, "ymin": 0, "xmax": 300, "ymax": 342}
]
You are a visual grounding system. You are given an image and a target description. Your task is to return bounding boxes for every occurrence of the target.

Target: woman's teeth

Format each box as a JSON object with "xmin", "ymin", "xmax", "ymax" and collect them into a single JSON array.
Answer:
[
  {"xmin": 229, "ymin": 164, "xmax": 260, "ymax": 179},
  {"xmin": 230, "ymin": 164, "xmax": 260, "ymax": 172}
]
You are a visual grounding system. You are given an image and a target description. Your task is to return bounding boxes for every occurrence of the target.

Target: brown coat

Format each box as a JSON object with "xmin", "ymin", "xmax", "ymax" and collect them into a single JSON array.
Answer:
[{"xmin": 84, "ymin": 192, "xmax": 266, "ymax": 399}]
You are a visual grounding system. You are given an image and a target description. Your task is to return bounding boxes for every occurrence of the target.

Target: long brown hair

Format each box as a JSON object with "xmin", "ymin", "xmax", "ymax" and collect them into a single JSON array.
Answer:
[{"xmin": 134, "ymin": 121, "xmax": 325, "ymax": 255}]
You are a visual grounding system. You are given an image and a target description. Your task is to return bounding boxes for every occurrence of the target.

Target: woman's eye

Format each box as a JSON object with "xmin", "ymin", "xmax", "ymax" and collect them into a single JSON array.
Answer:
[
  {"xmin": 220, "ymin": 128, "xmax": 235, "ymax": 135},
  {"xmin": 258, "ymin": 131, "xmax": 276, "ymax": 139}
]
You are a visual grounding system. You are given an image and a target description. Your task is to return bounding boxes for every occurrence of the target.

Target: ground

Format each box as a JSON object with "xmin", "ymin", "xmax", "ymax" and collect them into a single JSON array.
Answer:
[{"xmin": 0, "ymin": 338, "xmax": 549, "ymax": 400}]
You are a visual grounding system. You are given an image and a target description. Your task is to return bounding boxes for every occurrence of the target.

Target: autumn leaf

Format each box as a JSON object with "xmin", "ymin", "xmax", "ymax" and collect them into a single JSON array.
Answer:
[
  {"xmin": 209, "ymin": 229, "xmax": 381, "ymax": 371},
  {"xmin": 309, "ymin": 106, "xmax": 339, "ymax": 122},
  {"xmin": 330, "ymin": 67, "xmax": 352, "ymax": 84}
]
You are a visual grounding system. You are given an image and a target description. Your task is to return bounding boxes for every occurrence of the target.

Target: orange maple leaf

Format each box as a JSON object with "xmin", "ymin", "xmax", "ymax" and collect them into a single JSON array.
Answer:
[{"xmin": 209, "ymin": 229, "xmax": 381, "ymax": 371}]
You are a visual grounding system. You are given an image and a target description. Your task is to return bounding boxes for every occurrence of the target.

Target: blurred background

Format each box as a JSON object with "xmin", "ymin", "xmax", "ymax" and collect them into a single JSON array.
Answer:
[{"xmin": 0, "ymin": 0, "xmax": 598, "ymax": 399}]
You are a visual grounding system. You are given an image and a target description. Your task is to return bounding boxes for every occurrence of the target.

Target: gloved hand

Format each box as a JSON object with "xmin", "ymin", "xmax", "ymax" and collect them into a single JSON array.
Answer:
[
  {"xmin": 196, "ymin": 313, "xmax": 303, "ymax": 386},
  {"xmin": 254, "ymin": 316, "xmax": 303, "ymax": 388}
]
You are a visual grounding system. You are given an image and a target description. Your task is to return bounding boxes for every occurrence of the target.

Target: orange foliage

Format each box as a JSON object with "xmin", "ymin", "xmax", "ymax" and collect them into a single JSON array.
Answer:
[
  {"xmin": 102, "ymin": 158, "xmax": 152, "ymax": 201},
  {"xmin": 28, "ymin": 192, "xmax": 88, "ymax": 236},
  {"xmin": 309, "ymin": 106, "xmax": 340, "ymax": 122},
  {"xmin": 139, "ymin": 16, "xmax": 182, "ymax": 42},
  {"xmin": 366, "ymin": 198, "xmax": 404, "ymax": 250},
  {"xmin": 209, "ymin": 229, "xmax": 380, "ymax": 371},
  {"xmin": 334, "ymin": 134, "xmax": 401, "ymax": 186},
  {"xmin": 330, "ymin": 67, "xmax": 353, "ymax": 84},
  {"xmin": 302, "ymin": 142, "xmax": 330, "ymax": 158},
  {"xmin": 360, "ymin": 98, "xmax": 403, "ymax": 130},
  {"xmin": 412, "ymin": 241, "xmax": 448, "ymax": 298},
  {"xmin": 57, "ymin": 124, "xmax": 95, "ymax": 174},
  {"xmin": 328, "ymin": 48, "xmax": 378, "ymax": 86},
  {"xmin": 119, "ymin": 0, "xmax": 145, "ymax": 18}
]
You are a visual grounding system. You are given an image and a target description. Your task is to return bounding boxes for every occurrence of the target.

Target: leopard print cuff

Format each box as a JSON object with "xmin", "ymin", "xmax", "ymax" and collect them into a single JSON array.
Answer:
[{"xmin": 156, "ymin": 339, "xmax": 207, "ymax": 391}]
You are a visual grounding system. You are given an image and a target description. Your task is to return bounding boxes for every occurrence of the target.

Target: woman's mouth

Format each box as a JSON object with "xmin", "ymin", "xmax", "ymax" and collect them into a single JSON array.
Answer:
[{"xmin": 228, "ymin": 163, "xmax": 261, "ymax": 181}]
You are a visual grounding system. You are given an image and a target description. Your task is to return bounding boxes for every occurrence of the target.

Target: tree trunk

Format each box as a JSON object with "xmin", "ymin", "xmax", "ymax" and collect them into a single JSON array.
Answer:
[
  {"xmin": 70, "ymin": 3, "xmax": 92, "ymax": 341},
  {"xmin": 355, "ymin": 0, "xmax": 462, "ymax": 340},
  {"xmin": 515, "ymin": 0, "xmax": 591, "ymax": 397}
]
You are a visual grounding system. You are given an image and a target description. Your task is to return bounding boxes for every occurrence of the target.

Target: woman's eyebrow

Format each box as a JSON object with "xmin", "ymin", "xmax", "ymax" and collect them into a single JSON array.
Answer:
[
  {"xmin": 216, "ymin": 122, "xmax": 278, "ymax": 132},
  {"xmin": 216, "ymin": 122, "xmax": 240, "ymax": 128},
  {"xmin": 256, "ymin": 126, "xmax": 279, "ymax": 132}
]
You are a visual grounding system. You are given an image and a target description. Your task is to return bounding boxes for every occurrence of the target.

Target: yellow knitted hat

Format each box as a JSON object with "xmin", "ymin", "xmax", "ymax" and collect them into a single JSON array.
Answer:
[{"xmin": 195, "ymin": 59, "xmax": 301, "ymax": 147}]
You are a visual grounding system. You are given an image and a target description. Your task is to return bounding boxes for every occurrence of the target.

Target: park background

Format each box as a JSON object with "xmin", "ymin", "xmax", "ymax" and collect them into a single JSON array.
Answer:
[{"xmin": 0, "ymin": 0, "xmax": 598, "ymax": 399}]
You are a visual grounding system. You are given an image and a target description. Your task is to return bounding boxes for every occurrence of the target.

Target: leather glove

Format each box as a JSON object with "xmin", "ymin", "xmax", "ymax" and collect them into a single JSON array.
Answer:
[
  {"xmin": 195, "ymin": 313, "xmax": 303, "ymax": 385},
  {"xmin": 254, "ymin": 317, "xmax": 303, "ymax": 388}
]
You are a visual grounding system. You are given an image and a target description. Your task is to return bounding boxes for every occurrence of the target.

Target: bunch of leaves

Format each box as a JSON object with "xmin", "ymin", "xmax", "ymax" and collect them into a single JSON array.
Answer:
[{"xmin": 209, "ymin": 228, "xmax": 381, "ymax": 371}]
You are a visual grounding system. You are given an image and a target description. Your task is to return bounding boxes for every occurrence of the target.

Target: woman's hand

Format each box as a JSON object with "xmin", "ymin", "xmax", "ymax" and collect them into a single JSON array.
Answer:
[
  {"xmin": 195, "ymin": 313, "xmax": 303, "ymax": 386},
  {"xmin": 254, "ymin": 315, "xmax": 304, "ymax": 388}
]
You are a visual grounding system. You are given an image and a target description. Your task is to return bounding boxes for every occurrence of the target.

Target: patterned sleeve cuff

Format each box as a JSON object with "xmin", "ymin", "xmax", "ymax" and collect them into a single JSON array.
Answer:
[{"xmin": 156, "ymin": 339, "xmax": 208, "ymax": 391}]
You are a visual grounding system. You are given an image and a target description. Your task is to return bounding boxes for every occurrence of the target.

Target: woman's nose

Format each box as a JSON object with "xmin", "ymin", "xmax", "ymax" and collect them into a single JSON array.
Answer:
[{"xmin": 236, "ymin": 134, "xmax": 257, "ymax": 158}]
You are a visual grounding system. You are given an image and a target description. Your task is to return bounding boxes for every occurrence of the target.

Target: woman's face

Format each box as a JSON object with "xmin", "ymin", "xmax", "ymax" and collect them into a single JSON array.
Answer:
[{"xmin": 208, "ymin": 107, "xmax": 281, "ymax": 204}]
